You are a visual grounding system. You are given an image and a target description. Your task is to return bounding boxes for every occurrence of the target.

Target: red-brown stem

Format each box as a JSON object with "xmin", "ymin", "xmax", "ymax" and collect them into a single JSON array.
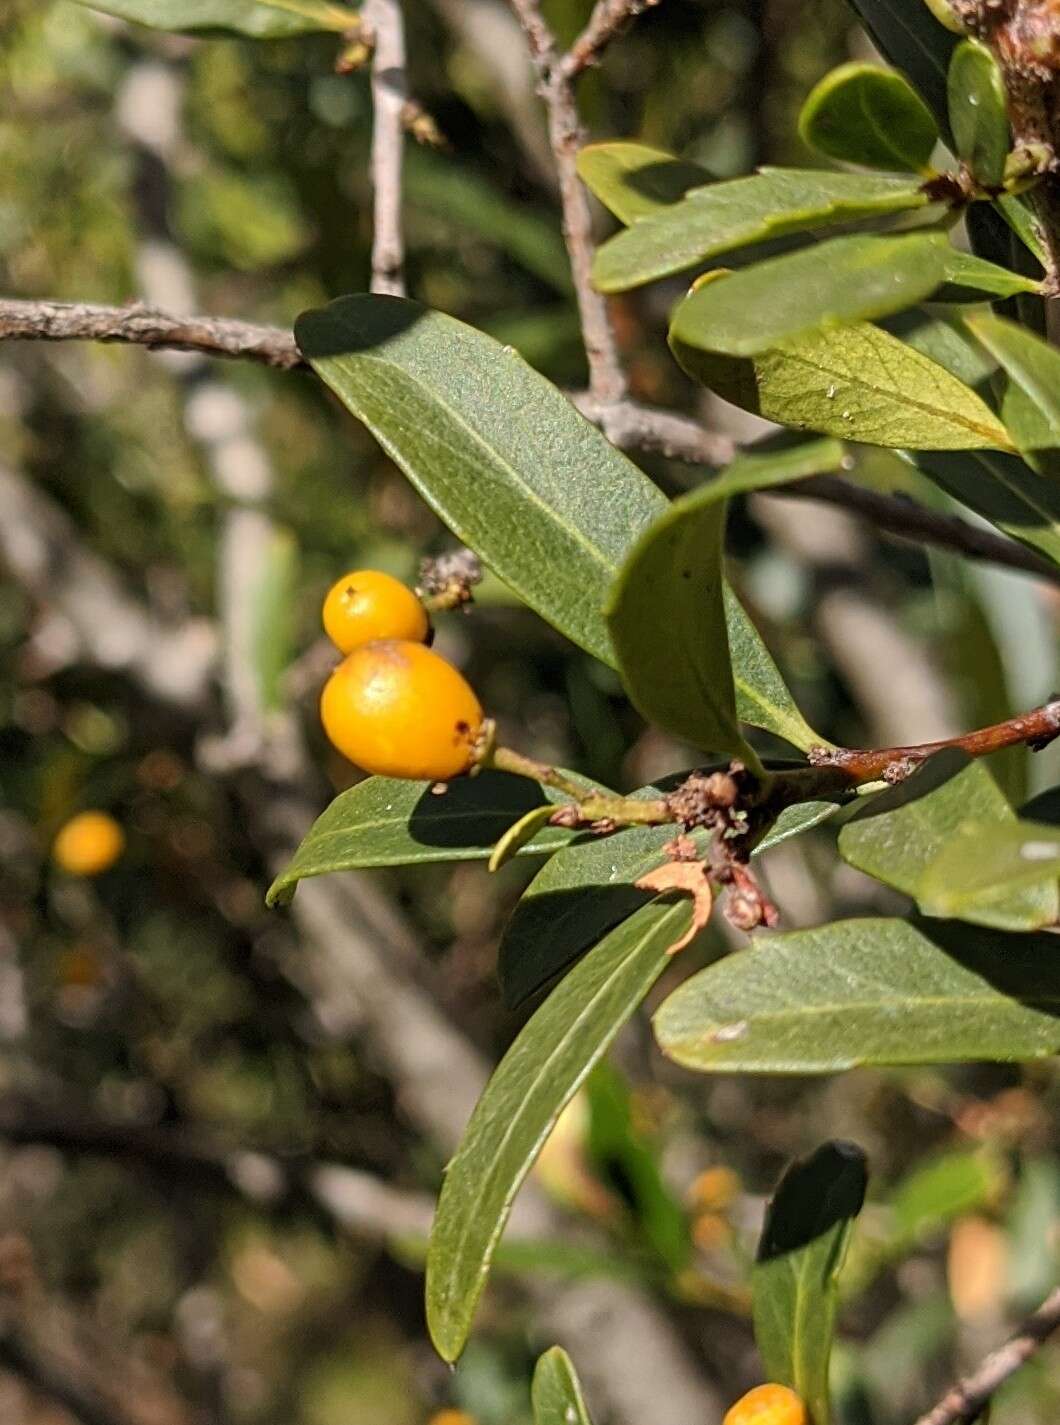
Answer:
[{"xmin": 808, "ymin": 697, "xmax": 1060, "ymax": 784}]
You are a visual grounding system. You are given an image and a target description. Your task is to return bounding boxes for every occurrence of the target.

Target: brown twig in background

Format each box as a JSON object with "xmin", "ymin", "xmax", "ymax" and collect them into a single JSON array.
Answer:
[
  {"xmin": 912, "ymin": 1286, "xmax": 1060, "ymax": 1425},
  {"xmin": 561, "ymin": 0, "xmax": 661, "ymax": 78},
  {"xmin": 0, "ymin": 297, "xmax": 302, "ymax": 368},
  {"xmin": 363, "ymin": 0, "xmax": 408, "ymax": 296},
  {"xmin": 0, "ymin": 1331, "xmax": 139, "ymax": 1425},
  {"xmin": 508, "ymin": 0, "xmax": 628, "ymax": 402}
]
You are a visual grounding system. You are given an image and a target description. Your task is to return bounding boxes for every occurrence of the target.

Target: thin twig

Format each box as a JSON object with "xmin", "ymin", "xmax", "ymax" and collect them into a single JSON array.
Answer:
[
  {"xmin": 912, "ymin": 1286, "xmax": 1060, "ymax": 1425},
  {"xmin": 0, "ymin": 1331, "xmax": 138, "ymax": 1425},
  {"xmin": 508, "ymin": 0, "xmax": 627, "ymax": 402},
  {"xmin": 561, "ymin": 0, "xmax": 660, "ymax": 79},
  {"xmin": 809, "ymin": 696, "xmax": 1060, "ymax": 784},
  {"xmin": 364, "ymin": 0, "xmax": 408, "ymax": 296},
  {"xmin": 572, "ymin": 392, "xmax": 1060, "ymax": 586},
  {"xmin": 0, "ymin": 297, "xmax": 302, "ymax": 368}
]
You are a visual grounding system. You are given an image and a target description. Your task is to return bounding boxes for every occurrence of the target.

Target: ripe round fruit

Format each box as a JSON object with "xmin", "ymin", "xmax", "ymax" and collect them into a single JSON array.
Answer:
[
  {"xmin": 723, "ymin": 1384, "xmax": 807, "ymax": 1425},
  {"xmin": 320, "ymin": 639, "xmax": 483, "ymax": 781},
  {"xmin": 322, "ymin": 569, "xmax": 429, "ymax": 654},
  {"xmin": 52, "ymin": 811, "xmax": 126, "ymax": 877}
]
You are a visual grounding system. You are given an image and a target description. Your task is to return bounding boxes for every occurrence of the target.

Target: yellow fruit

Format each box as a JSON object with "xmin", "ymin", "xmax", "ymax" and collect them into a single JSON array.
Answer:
[
  {"xmin": 322, "ymin": 569, "xmax": 429, "ymax": 654},
  {"xmin": 52, "ymin": 811, "xmax": 125, "ymax": 877},
  {"xmin": 427, "ymin": 1412, "xmax": 476, "ymax": 1425},
  {"xmin": 320, "ymin": 640, "xmax": 483, "ymax": 781},
  {"xmin": 723, "ymin": 1384, "xmax": 807, "ymax": 1425}
]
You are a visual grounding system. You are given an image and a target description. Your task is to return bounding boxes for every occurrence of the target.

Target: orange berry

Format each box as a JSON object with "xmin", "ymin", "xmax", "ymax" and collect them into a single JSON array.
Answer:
[
  {"xmin": 320, "ymin": 640, "xmax": 483, "ymax": 781},
  {"xmin": 723, "ymin": 1384, "xmax": 807, "ymax": 1425},
  {"xmin": 52, "ymin": 811, "xmax": 125, "ymax": 877},
  {"xmin": 322, "ymin": 569, "xmax": 429, "ymax": 654},
  {"xmin": 427, "ymin": 1413, "xmax": 476, "ymax": 1425}
]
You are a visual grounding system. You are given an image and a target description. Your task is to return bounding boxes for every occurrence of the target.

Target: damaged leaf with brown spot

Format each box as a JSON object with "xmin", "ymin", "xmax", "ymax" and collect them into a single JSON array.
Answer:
[{"xmin": 635, "ymin": 861, "xmax": 714, "ymax": 952}]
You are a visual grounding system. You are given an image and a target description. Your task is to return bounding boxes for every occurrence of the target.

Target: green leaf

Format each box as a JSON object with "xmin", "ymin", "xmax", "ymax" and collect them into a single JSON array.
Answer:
[
  {"xmin": 838, "ymin": 748, "xmax": 1058, "ymax": 929},
  {"xmin": 799, "ymin": 62, "xmax": 939, "ymax": 173},
  {"xmin": 425, "ymin": 897, "xmax": 687, "ymax": 1362},
  {"xmin": 73, "ymin": 0, "xmax": 354, "ymax": 35},
  {"xmin": 591, "ymin": 169, "xmax": 928, "ymax": 292},
  {"xmin": 935, "ymin": 249, "xmax": 1041, "ymax": 300},
  {"xmin": 532, "ymin": 1348, "xmax": 594, "ymax": 1425},
  {"xmin": 911, "ymin": 448, "xmax": 1060, "ymax": 568},
  {"xmin": 672, "ymin": 320, "xmax": 1014, "ymax": 451},
  {"xmin": 654, "ymin": 915, "xmax": 1060, "ymax": 1073},
  {"xmin": 575, "ymin": 142, "xmax": 713, "ymax": 224},
  {"xmin": 844, "ymin": 0, "xmax": 959, "ymax": 140},
  {"xmin": 948, "ymin": 40, "xmax": 1010, "ymax": 188},
  {"xmin": 586, "ymin": 1064, "xmax": 690, "ymax": 1271},
  {"xmin": 297, "ymin": 295, "xmax": 820, "ymax": 747},
  {"xmin": 606, "ymin": 438, "xmax": 847, "ymax": 760},
  {"xmin": 668, "ymin": 234, "xmax": 951, "ymax": 357},
  {"xmin": 752, "ymin": 1142, "xmax": 868, "ymax": 1425},
  {"xmin": 919, "ymin": 818, "xmax": 1060, "ymax": 925},
  {"xmin": 488, "ymin": 804, "xmax": 559, "ymax": 872},
  {"xmin": 265, "ymin": 772, "xmax": 588, "ymax": 904},
  {"xmin": 498, "ymin": 795, "xmax": 838, "ymax": 1010},
  {"xmin": 964, "ymin": 312, "xmax": 1060, "ymax": 453}
]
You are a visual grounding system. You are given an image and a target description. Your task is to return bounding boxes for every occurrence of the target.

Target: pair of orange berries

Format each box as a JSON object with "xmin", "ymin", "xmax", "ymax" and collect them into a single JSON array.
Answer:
[{"xmin": 320, "ymin": 570, "xmax": 485, "ymax": 782}]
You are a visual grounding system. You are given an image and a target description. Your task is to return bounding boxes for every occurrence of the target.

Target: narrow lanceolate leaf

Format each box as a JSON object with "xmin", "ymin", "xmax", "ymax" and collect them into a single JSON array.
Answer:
[
  {"xmin": 935, "ymin": 250, "xmax": 1041, "ymax": 301},
  {"xmin": 298, "ymin": 295, "xmax": 822, "ymax": 747},
  {"xmin": 654, "ymin": 916, "xmax": 1060, "ymax": 1072},
  {"xmin": 752, "ymin": 1142, "xmax": 868, "ymax": 1425},
  {"xmin": 672, "ymin": 320, "xmax": 1014, "ymax": 451},
  {"xmin": 844, "ymin": 0, "xmax": 960, "ymax": 141},
  {"xmin": 532, "ymin": 1348, "xmax": 594, "ymax": 1425},
  {"xmin": 498, "ymin": 795, "xmax": 837, "ymax": 1010},
  {"xmin": 73, "ymin": 0, "xmax": 354, "ymax": 35},
  {"xmin": 607, "ymin": 437, "xmax": 847, "ymax": 760},
  {"xmin": 911, "ymin": 448, "xmax": 1060, "ymax": 569},
  {"xmin": 668, "ymin": 234, "xmax": 951, "ymax": 357},
  {"xmin": 425, "ymin": 898, "xmax": 688, "ymax": 1362},
  {"xmin": 919, "ymin": 819, "xmax": 1060, "ymax": 924},
  {"xmin": 575, "ymin": 142, "xmax": 712, "ymax": 224},
  {"xmin": 948, "ymin": 40, "xmax": 1010, "ymax": 189},
  {"xmin": 965, "ymin": 312, "xmax": 1060, "ymax": 451},
  {"xmin": 798, "ymin": 62, "xmax": 939, "ymax": 173},
  {"xmin": 591, "ymin": 169, "xmax": 928, "ymax": 292},
  {"xmin": 839, "ymin": 749, "xmax": 1059, "ymax": 930},
  {"xmin": 265, "ymin": 773, "xmax": 588, "ymax": 904}
]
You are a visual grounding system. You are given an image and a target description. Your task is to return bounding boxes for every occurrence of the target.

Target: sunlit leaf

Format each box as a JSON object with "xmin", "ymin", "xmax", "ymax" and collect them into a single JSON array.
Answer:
[
  {"xmin": 576, "ymin": 142, "xmax": 712, "ymax": 223},
  {"xmin": 73, "ymin": 0, "xmax": 354, "ymax": 35},
  {"xmin": 673, "ymin": 320, "xmax": 1014, "ymax": 451},
  {"xmin": 918, "ymin": 818, "xmax": 1060, "ymax": 924},
  {"xmin": 668, "ymin": 234, "xmax": 951, "ymax": 357},
  {"xmin": 839, "ymin": 749, "xmax": 1058, "ymax": 930},
  {"xmin": 948, "ymin": 40, "xmax": 1010, "ymax": 188},
  {"xmin": 532, "ymin": 1348, "xmax": 594, "ymax": 1425},
  {"xmin": 799, "ymin": 62, "xmax": 938, "ymax": 172},
  {"xmin": 265, "ymin": 772, "xmax": 589, "ymax": 904},
  {"xmin": 591, "ymin": 169, "xmax": 927, "ymax": 292},
  {"xmin": 654, "ymin": 915, "xmax": 1060, "ymax": 1071}
]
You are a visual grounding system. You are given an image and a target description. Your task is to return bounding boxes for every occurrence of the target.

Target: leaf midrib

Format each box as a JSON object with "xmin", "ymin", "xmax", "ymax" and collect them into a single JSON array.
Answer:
[{"xmin": 431, "ymin": 902, "xmax": 678, "ymax": 1339}]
